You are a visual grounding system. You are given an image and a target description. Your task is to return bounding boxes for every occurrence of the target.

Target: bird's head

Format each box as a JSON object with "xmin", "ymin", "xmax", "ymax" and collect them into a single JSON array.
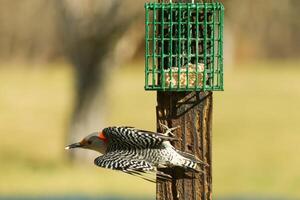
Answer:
[{"xmin": 65, "ymin": 131, "xmax": 108, "ymax": 154}]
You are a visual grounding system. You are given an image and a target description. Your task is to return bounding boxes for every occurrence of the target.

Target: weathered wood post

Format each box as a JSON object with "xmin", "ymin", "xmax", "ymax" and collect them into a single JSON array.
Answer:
[
  {"xmin": 144, "ymin": 1, "xmax": 224, "ymax": 199},
  {"xmin": 156, "ymin": 91, "xmax": 213, "ymax": 200}
]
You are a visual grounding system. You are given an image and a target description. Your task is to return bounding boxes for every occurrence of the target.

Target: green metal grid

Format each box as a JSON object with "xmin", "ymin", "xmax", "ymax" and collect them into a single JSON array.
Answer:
[{"xmin": 145, "ymin": 2, "xmax": 224, "ymax": 91}]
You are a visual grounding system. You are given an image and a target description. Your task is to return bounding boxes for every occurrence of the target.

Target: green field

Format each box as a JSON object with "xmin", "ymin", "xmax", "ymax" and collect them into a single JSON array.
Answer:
[{"xmin": 0, "ymin": 61, "xmax": 299, "ymax": 198}]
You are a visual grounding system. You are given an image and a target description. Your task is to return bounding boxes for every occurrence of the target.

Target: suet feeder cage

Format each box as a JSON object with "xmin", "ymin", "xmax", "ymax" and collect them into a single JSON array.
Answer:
[{"xmin": 145, "ymin": 2, "xmax": 224, "ymax": 91}]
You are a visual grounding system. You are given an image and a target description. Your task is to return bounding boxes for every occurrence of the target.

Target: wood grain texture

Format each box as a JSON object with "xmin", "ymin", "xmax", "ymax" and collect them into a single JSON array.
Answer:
[{"xmin": 156, "ymin": 91, "xmax": 212, "ymax": 200}]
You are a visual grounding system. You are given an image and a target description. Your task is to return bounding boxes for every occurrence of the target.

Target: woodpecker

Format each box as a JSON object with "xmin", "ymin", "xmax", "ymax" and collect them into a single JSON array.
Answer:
[{"xmin": 65, "ymin": 125, "xmax": 206, "ymax": 182}]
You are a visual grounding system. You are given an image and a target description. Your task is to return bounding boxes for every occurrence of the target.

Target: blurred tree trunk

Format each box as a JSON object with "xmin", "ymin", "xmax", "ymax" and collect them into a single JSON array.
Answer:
[{"xmin": 56, "ymin": 0, "xmax": 143, "ymax": 161}]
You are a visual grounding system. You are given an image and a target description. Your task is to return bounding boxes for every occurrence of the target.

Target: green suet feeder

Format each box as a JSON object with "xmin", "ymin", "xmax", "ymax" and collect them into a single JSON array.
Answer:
[{"xmin": 145, "ymin": 2, "xmax": 224, "ymax": 91}]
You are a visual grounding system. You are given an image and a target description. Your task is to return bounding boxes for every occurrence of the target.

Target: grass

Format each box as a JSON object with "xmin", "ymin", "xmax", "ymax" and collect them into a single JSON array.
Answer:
[
  {"xmin": 213, "ymin": 61, "xmax": 300, "ymax": 197},
  {"xmin": 0, "ymin": 60, "xmax": 299, "ymax": 198}
]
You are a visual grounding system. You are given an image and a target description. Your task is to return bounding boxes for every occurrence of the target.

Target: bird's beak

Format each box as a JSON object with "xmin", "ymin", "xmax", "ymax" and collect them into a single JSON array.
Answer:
[{"xmin": 65, "ymin": 142, "xmax": 82, "ymax": 150}]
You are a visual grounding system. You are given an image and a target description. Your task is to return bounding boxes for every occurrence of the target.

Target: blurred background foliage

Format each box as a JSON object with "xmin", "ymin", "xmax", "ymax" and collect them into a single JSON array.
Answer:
[{"xmin": 0, "ymin": 0, "xmax": 299, "ymax": 199}]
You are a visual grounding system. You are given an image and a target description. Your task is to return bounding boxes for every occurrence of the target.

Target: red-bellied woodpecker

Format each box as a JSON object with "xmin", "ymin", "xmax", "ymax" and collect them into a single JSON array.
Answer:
[{"xmin": 65, "ymin": 125, "xmax": 206, "ymax": 182}]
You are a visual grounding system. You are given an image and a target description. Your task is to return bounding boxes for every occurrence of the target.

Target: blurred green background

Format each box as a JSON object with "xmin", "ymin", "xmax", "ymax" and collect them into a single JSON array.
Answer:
[{"xmin": 0, "ymin": 0, "xmax": 299, "ymax": 199}]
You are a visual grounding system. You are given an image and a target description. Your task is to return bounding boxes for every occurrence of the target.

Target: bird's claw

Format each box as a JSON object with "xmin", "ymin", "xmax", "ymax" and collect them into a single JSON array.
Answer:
[{"xmin": 159, "ymin": 122, "xmax": 180, "ymax": 137}]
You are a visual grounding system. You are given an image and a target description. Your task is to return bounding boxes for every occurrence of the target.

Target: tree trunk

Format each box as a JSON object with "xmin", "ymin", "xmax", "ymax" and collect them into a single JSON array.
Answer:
[
  {"xmin": 156, "ymin": 92, "xmax": 213, "ymax": 200},
  {"xmin": 56, "ymin": 0, "xmax": 143, "ymax": 161}
]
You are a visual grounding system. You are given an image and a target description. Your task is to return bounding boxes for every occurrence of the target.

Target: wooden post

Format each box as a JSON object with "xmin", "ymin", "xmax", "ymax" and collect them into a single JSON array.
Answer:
[
  {"xmin": 156, "ymin": 1, "xmax": 213, "ymax": 200},
  {"xmin": 156, "ymin": 92, "xmax": 213, "ymax": 200}
]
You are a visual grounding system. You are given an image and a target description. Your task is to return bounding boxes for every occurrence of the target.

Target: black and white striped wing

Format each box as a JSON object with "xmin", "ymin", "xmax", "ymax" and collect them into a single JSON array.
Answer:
[
  {"xmin": 94, "ymin": 151, "xmax": 154, "ymax": 172},
  {"xmin": 103, "ymin": 126, "xmax": 176, "ymax": 148}
]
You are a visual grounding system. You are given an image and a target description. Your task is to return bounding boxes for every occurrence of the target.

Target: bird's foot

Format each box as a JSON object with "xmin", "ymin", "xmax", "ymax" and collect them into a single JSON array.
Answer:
[{"xmin": 159, "ymin": 122, "xmax": 180, "ymax": 137}]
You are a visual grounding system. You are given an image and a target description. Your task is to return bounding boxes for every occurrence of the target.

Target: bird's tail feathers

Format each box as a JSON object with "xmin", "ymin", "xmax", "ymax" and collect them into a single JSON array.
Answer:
[
  {"xmin": 176, "ymin": 150, "xmax": 209, "ymax": 166},
  {"xmin": 176, "ymin": 150, "xmax": 209, "ymax": 172}
]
